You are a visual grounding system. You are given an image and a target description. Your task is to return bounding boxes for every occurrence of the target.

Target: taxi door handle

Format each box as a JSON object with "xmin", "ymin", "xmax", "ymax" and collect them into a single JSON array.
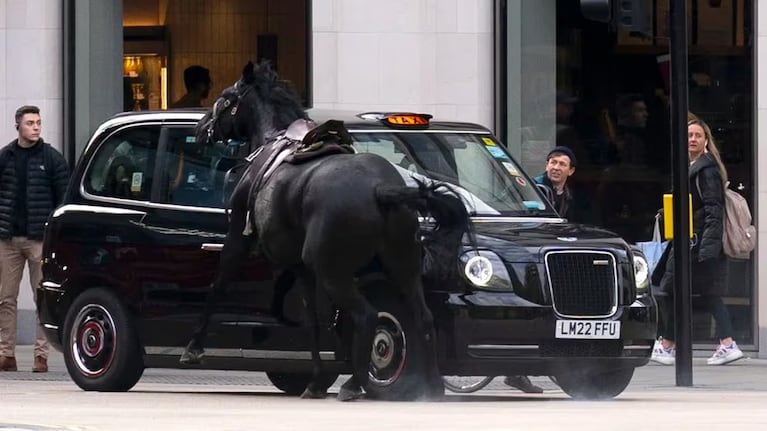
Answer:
[{"xmin": 201, "ymin": 243, "xmax": 224, "ymax": 252}]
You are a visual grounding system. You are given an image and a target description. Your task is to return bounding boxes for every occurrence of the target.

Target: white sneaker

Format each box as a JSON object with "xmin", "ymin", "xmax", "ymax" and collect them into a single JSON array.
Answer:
[
  {"xmin": 650, "ymin": 343, "xmax": 675, "ymax": 365},
  {"xmin": 707, "ymin": 342, "xmax": 744, "ymax": 365}
]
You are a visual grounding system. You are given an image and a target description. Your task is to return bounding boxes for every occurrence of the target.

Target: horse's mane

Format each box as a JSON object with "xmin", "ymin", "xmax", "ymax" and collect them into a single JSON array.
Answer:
[{"xmin": 241, "ymin": 61, "xmax": 309, "ymax": 134}]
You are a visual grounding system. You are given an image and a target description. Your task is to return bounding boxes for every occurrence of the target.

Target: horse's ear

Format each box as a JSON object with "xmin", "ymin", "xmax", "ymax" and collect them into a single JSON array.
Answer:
[{"xmin": 242, "ymin": 61, "xmax": 255, "ymax": 83}]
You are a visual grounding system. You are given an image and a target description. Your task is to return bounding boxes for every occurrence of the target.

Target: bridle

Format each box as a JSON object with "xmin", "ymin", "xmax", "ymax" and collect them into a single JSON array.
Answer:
[{"xmin": 205, "ymin": 80, "xmax": 255, "ymax": 148}]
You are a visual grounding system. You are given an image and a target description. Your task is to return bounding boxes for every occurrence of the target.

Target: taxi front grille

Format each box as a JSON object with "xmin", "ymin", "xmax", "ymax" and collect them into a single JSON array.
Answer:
[{"xmin": 545, "ymin": 251, "xmax": 617, "ymax": 317}]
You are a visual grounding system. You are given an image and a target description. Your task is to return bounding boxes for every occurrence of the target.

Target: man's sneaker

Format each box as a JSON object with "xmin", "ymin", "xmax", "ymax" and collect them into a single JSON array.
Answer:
[
  {"xmin": 707, "ymin": 342, "xmax": 744, "ymax": 365},
  {"xmin": 650, "ymin": 343, "xmax": 675, "ymax": 365}
]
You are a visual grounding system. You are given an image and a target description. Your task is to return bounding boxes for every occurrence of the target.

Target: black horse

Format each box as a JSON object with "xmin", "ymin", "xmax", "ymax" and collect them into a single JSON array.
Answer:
[{"xmin": 180, "ymin": 61, "xmax": 471, "ymax": 401}]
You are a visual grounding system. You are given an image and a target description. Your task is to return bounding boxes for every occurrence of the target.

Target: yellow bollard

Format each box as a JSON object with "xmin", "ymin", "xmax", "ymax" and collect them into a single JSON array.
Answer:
[{"xmin": 662, "ymin": 193, "xmax": 694, "ymax": 240}]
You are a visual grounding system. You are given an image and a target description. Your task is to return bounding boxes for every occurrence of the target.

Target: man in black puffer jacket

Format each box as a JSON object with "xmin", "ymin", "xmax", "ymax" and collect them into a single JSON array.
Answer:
[{"xmin": 0, "ymin": 105, "xmax": 70, "ymax": 373}]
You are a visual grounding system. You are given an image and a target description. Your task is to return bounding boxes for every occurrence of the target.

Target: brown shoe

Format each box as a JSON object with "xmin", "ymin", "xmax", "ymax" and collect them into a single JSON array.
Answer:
[
  {"xmin": 0, "ymin": 356, "xmax": 18, "ymax": 371},
  {"xmin": 33, "ymin": 356, "xmax": 48, "ymax": 373}
]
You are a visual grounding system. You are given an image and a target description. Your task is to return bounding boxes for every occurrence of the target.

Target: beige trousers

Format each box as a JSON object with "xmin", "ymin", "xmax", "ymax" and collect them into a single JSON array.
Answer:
[{"xmin": 0, "ymin": 238, "xmax": 49, "ymax": 359}]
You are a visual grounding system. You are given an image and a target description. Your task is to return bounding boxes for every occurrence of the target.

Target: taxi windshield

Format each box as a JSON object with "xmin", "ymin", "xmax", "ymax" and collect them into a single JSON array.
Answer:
[{"xmin": 351, "ymin": 132, "xmax": 556, "ymax": 217}]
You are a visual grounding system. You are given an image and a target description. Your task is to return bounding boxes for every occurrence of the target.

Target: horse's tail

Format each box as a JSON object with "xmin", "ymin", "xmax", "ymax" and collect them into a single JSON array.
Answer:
[{"xmin": 375, "ymin": 179, "xmax": 474, "ymax": 279}]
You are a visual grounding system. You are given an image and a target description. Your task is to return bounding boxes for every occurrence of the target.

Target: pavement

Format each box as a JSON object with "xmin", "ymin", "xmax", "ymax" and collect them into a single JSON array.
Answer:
[
  {"xmin": 5, "ymin": 344, "xmax": 767, "ymax": 393},
  {"xmin": 4, "ymin": 346, "xmax": 767, "ymax": 430}
]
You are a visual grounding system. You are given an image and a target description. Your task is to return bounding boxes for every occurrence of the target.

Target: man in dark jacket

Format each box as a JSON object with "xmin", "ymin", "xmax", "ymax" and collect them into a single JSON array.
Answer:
[
  {"xmin": 534, "ymin": 146, "xmax": 577, "ymax": 219},
  {"xmin": 0, "ymin": 105, "xmax": 70, "ymax": 372},
  {"xmin": 171, "ymin": 65, "xmax": 213, "ymax": 108}
]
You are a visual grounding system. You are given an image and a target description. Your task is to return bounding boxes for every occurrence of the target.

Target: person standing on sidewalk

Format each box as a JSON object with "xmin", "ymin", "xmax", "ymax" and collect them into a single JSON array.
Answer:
[
  {"xmin": 650, "ymin": 118, "xmax": 743, "ymax": 366},
  {"xmin": 0, "ymin": 105, "xmax": 70, "ymax": 372}
]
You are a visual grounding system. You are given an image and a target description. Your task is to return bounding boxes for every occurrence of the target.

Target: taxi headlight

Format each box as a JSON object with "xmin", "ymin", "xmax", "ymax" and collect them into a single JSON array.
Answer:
[
  {"xmin": 460, "ymin": 250, "xmax": 513, "ymax": 289},
  {"xmin": 633, "ymin": 254, "xmax": 650, "ymax": 295}
]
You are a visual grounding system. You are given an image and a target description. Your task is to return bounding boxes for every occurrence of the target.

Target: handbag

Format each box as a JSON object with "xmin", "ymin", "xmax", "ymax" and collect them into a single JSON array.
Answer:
[{"xmin": 635, "ymin": 217, "xmax": 669, "ymax": 277}]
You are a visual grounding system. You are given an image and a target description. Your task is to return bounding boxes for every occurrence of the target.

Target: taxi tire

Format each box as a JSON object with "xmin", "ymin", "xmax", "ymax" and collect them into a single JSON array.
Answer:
[
  {"xmin": 363, "ymin": 289, "xmax": 430, "ymax": 401},
  {"xmin": 62, "ymin": 288, "xmax": 144, "ymax": 392},
  {"xmin": 554, "ymin": 367, "xmax": 634, "ymax": 400},
  {"xmin": 266, "ymin": 372, "xmax": 339, "ymax": 396}
]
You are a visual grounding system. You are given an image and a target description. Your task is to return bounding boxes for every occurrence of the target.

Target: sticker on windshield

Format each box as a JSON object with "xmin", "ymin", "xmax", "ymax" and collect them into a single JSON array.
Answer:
[
  {"xmin": 523, "ymin": 200, "xmax": 546, "ymax": 210},
  {"xmin": 502, "ymin": 162, "xmax": 520, "ymax": 176},
  {"xmin": 131, "ymin": 172, "xmax": 143, "ymax": 193},
  {"xmin": 486, "ymin": 145, "xmax": 509, "ymax": 160},
  {"xmin": 482, "ymin": 137, "xmax": 496, "ymax": 146},
  {"xmin": 515, "ymin": 176, "xmax": 527, "ymax": 186}
]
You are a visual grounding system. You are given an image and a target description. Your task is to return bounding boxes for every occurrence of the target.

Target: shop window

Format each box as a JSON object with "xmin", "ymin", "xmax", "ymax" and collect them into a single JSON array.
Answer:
[{"xmin": 501, "ymin": 0, "xmax": 755, "ymax": 346}]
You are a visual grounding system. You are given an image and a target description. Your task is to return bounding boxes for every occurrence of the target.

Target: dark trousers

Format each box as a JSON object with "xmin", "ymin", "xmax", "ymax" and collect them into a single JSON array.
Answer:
[{"xmin": 657, "ymin": 294, "xmax": 734, "ymax": 342}]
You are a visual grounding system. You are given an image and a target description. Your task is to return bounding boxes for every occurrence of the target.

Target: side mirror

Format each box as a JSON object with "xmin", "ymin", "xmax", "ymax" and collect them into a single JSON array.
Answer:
[{"xmin": 536, "ymin": 183, "xmax": 554, "ymax": 205}]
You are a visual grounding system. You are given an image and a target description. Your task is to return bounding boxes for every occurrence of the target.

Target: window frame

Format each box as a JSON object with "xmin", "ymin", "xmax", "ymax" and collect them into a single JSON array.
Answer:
[{"xmin": 80, "ymin": 121, "xmax": 163, "ymax": 205}]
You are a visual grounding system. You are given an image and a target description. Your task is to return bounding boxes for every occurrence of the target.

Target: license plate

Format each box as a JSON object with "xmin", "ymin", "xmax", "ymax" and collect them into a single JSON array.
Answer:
[{"xmin": 555, "ymin": 320, "xmax": 620, "ymax": 339}]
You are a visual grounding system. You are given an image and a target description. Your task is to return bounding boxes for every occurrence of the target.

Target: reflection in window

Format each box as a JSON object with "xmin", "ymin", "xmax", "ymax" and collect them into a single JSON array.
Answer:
[
  {"xmin": 157, "ymin": 127, "xmax": 239, "ymax": 208},
  {"xmin": 352, "ymin": 132, "xmax": 549, "ymax": 216},
  {"xmin": 84, "ymin": 126, "xmax": 159, "ymax": 201}
]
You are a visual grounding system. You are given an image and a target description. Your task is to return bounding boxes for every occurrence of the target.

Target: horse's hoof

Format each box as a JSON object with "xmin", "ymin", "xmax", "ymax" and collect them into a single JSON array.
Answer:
[
  {"xmin": 179, "ymin": 348, "xmax": 205, "ymax": 365},
  {"xmin": 426, "ymin": 386, "xmax": 445, "ymax": 400},
  {"xmin": 337, "ymin": 387, "xmax": 364, "ymax": 402},
  {"xmin": 300, "ymin": 388, "xmax": 328, "ymax": 399}
]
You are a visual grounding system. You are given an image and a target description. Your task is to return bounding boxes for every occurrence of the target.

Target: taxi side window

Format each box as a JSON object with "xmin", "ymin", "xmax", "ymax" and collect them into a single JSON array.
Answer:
[
  {"xmin": 84, "ymin": 126, "xmax": 159, "ymax": 201},
  {"xmin": 156, "ymin": 127, "xmax": 229, "ymax": 208}
]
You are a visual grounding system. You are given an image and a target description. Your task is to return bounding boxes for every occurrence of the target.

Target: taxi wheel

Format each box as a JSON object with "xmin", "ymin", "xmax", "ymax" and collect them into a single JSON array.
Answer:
[
  {"xmin": 62, "ymin": 288, "xmax": 144, "ymax": 392},
  {"xmin": 363, "ymin": 292, "xmax": 430, "ymax": 401},
  {"xmin": 266, "ymin": 372, "xmax": 339, "ymax": 396},
  {"xmin": 442, "ymin": 376, "xmax": 495, "ymax": 393},
  {"xmin": 554, "ymin": 367, "xmax": 634, "ymax": 400}
]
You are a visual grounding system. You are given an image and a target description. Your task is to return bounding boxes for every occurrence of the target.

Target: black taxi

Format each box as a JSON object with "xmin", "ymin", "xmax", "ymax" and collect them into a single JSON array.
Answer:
[{"xmin": 38, "ymin": 110, "xmax": 657, "ymax": 400}]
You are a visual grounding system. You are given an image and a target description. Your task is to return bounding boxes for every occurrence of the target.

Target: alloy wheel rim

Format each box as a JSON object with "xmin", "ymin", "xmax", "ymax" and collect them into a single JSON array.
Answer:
[
  {"xmin": 368, "ymin": 312, "xmax": 406, "ymax": 386},
  {"xmin": 70, "ymin": 304, "xmax": 117, "ymax": 377}
]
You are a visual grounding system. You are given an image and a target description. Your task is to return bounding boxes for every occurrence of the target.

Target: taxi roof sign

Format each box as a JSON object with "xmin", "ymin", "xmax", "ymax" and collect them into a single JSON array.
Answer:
[{"xmin": 359, "ymin": 112, "xmax": 432, "ymax": 128}]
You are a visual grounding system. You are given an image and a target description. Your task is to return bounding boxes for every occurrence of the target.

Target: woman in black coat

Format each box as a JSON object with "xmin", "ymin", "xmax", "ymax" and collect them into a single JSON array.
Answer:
[{"xmin": 650, "ymin": 118, "xmax": 743, "ymax": 366}]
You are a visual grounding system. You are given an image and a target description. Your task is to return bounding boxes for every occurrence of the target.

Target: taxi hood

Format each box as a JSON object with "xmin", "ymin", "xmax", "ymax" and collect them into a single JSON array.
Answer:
[{"xmin": 468, "ymin": 219, "xmax": 632, "ymax": 263}]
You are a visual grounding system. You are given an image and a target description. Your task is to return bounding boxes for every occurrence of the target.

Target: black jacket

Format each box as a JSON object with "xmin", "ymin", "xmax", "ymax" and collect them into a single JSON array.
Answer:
[
  {"xmin": 689, "ymin": 154, "xmax": 725, "ymax": 260},
  {"xmin": 654, "ymin": 153, "xmax": 727, "ymax": 297},
  {"xmin": 0, "ymin": 139, "xmax": 70, "ymax": 240},
  {"xmin": 534, "ymin": 173, "xmax": 573, "ymax": 220}
]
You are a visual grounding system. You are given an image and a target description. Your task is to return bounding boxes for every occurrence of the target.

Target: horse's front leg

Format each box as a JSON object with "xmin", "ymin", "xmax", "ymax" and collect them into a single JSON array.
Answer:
[{"xmin": 180, "ymin": 209, "xmax": 252, "ymax": 365}]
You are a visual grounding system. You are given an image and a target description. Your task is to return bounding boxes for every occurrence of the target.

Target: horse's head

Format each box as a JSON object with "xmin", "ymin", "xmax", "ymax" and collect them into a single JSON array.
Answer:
[{"xmin": 195, "ymin": 61, "xmax": 308, "ymax": 154}]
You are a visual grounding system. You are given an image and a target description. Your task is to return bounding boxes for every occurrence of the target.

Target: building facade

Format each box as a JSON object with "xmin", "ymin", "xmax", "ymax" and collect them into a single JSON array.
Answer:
[{"xmin": 1, "ymin": 0, "xmax": 765, "ymax": 357}]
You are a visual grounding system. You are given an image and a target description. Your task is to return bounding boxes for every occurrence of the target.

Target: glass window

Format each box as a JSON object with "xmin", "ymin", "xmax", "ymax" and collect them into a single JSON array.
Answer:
[
  {"xmin": 155, "ymin": 127, "xmax": 235, "ymax": 208},
  {"xmin": 84, "ymin": 125, "xmax": 159, "ymax": 201},
  {"xmin": 352, "ymin": 132, "xmax": 552, "ymax": 217},
  {"xmin": 501, "ymin": 0, "xmax": 755, "ymax": 346}
]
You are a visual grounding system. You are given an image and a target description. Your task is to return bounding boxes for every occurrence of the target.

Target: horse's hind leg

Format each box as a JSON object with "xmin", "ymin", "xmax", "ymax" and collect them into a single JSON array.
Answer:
[
  {"xmin": 313, "ymin": 272, "xmax": 376, "ymax": 401},
  {"xmin": 381, "ymin": 245, "xmax": 444, "ymax": 399},
  {"xmin": 180, "ymin": 207, "xmax": 251, "ymax": 364}
]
